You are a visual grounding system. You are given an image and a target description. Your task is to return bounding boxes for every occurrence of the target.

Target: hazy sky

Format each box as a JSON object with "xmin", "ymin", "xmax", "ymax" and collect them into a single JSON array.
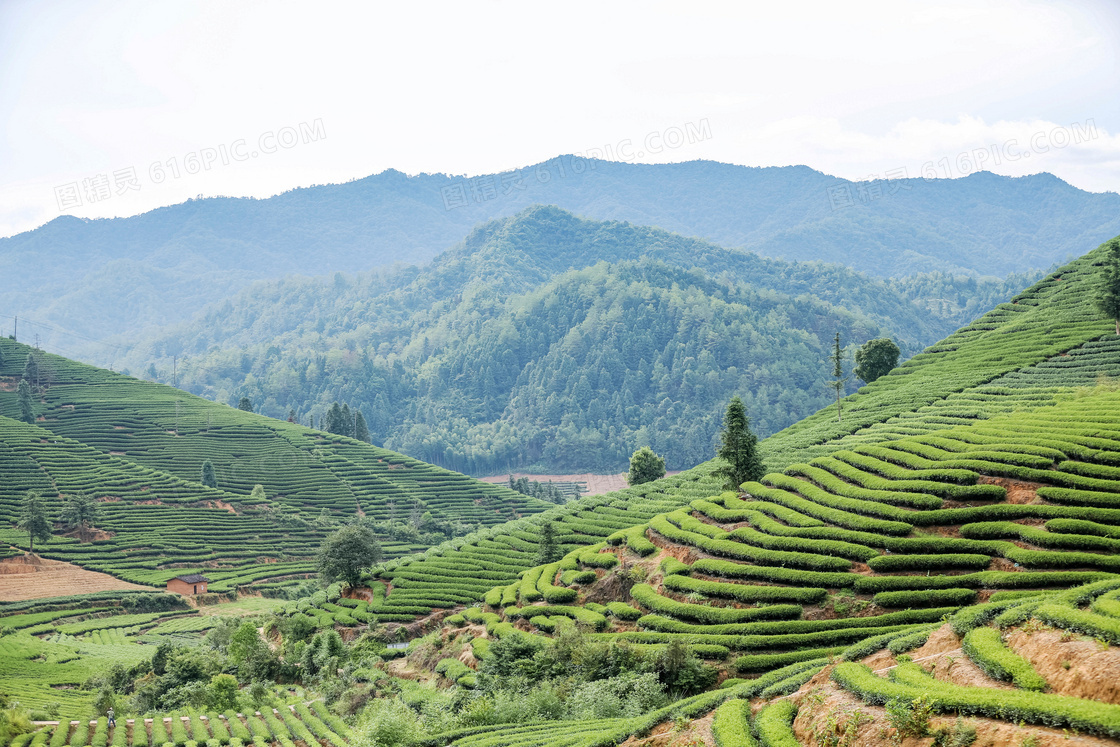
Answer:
[{"xmin": 1, "ymin": 0, "xmax": 1118, "ymax": 237}]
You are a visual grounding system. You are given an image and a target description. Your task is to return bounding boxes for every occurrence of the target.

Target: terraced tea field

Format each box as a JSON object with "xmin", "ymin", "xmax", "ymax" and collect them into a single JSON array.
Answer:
[
  {"xmin": 760, "ymin": 242, "xmax": 1118, "ymax": 468},
  {"xmin": 0, "ymin": 338, "xmax": 549, "ymax": 591},
  {"xmin": 12, "ymin": 702, "xmax": 354, "ymax": 747},
  {"xmin": 366, "ymin": 385, "xmax": 1120, "ymax": 745},
  {"xmin": 328, "ymin": 241, "xmax": 1120, "ymax": 621}
]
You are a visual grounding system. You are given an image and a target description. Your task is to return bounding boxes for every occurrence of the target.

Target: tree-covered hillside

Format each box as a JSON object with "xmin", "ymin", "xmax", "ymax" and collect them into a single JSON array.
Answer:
[
  {"xmin": 3, "ymin": 158, "xmax": 1115, "ymax": 352},
  {"xmin": 0, "ymin": 339, "xmax": 547, "ymax": 591},
  {"xmin": 120, "ymin": 207, "xmax": 1038, "ymax": 474}
]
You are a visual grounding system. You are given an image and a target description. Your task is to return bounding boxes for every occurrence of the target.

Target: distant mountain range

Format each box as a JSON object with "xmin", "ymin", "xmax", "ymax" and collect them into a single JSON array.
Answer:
[
  {"xmin": 4, "ymin": 157, "xmax": 1118, "ymax": 355},
  {"xmin": 117, "ymin": 206, "xmax": 1041, "ymax": 474}
]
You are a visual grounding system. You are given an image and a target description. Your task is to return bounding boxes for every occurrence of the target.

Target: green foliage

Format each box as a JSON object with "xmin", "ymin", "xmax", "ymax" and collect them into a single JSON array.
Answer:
[
  {"xmin": 829, "ymin": 332, "xmax": 848, "ymax": 422},
  {"xmin": 16, "ymin": 380, "xmax": 34, "ymax": 424},
  {"xmin": 854, "ymin": 337, "xmax": 901, "ymax": 384},
  {"xmin": 59, "ymin": 494, "xmax": 99, "ymax": 541},
  {"xmin": 754, "ymin": 700, "xmax": 799, "ymax": 747},
  {"xmin": 628, "ymin": 447, "xmax": 666, "ymax": 487},
  {"xmin": 711, "ymin": 699, "xmax": 756, "ymax": 747},
  {"xmin": 836, "ymin": 661, "xmax": 1120, "ymax": 737},
  {"xmin": 1096, "ymin": 239, "xmax": 1120, "ymax": 334},
  {"xmin": 962, "ymin": 627, "xmax": 1048, "ymax": 691},
  {"xmin": 200, "ymin": 460, "xmax": 217, "ymax": 489},
  {"xmin": 717, "ymin": 397, "xmax": 764, "ymax": 490},
  {"xmin": 316, "ymin": 524, "xmax": 383, "ymax": 588},
  {"xmin": 534, "ymin": 522, "xmax": 560, "ymax": 567},
  {"xmin": 17, "ymin": 491, "xmax": 52, "ymax": 554}
]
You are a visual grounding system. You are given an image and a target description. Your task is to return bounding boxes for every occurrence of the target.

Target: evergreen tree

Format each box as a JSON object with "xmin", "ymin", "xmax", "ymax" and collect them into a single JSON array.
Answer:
[
  {"xmin": 341, "ymin": 404, "xmax": 354, "ymax": 437},
  {"xmin": 535, "ymin": 521, "xmax": 560, "ymax": 566},
  {"xmin": 853, "ymin": 338, "xmax": 901, "ymax": 384},
  {"xmin": 17, "ymin": 379, "xmax": 35, "ymax": 423},
  {"xmin": 22, "ymin": 353, "xmax": 38, "ymax": 390},
  {"xmin": 324, "ymin": 402, "xmax": 346, "ymax": 435},
  {"xmin": 828, "ymin": 332, "xmax": 847, "ymax": 422},
  {"xmin": 287, "ymin": 409, "xmax": 296, "ymax": 423},
  {"xmin": 627, "ymin": 446, "xmax": 666, "ymax": 486},
  {"xmin": 60, "ymin": 493, "xmax": 99, "ymax": 542},
  {"xmin": 17, "ymin": 490, "xmax": 52, "ymax": 554},
  {"xmin": 237, "ymin": 397, "xmax": 254, "ymax": 412},
  {"xmin": 1097, "ymin": 238, "xmax": 1120, "ymax": 335},
  {"xmin": 716, "ymin": 396, "xmax": 764, "ymax": 491},
  {"xmin": 200, "ymin": 460, "xmax": 218, "ymax": 488},
  {"xmin": 353, "ymin": 411, "xmax": 369, "ymax": 443}
]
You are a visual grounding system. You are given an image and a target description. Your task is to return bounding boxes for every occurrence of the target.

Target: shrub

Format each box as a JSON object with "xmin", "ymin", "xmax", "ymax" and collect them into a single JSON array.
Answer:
[
  {"xmin": 753, "ymin": 700, "xmax": 799, "ymax": 747},
  {"xmin": 962, "ymin": 627, "xmax": 1048, "ymax": 691},
  {"xmin": 873, "ymin": 588, "xmax": 977, "ymax": 608},
  {"xmin": 711, "ymin": 699, "xmax": 755, "ymax": 747}
]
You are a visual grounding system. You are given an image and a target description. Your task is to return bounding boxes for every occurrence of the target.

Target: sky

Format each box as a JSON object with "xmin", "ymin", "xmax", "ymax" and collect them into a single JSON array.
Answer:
[{"xmin": 1, "ymin": 0, "xmax": 1119, "ymax": 238}]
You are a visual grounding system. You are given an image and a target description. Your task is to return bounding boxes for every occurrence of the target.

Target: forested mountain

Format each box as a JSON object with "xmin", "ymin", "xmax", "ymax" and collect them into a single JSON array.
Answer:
[
  {"xmin": 3, "ymin": 158, "xmax": 1116, "ymax": 353},
  {"xmin": 120, "ymin": 206, "xmax": 1039, "ymax": 474}
]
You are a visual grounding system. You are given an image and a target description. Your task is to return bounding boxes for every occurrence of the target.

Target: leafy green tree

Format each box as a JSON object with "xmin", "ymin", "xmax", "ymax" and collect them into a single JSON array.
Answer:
[
  {"xmin": 249, "ymin": 484, "xmax": 266, "ymax": 503},
  {"xmin": 353, "ymin": 411, "xmax": 370, "ymax": 443},
  {"xmin": 1097, "ymin": 238, "xmax": 1120, "ymax": 335},
  {"xmin": 853, "ymin": 338, "xmax": 901, "ymax": 384},
  {"xmin": 316, "ymin": 524, "xmax": 382, "ymax": 588},
  {"xmin": 627, "ymin": 446, "xmax": 666, "ymax": 486},
  {"xmin": 535, "ymin": 521, "xmax": 560, "ymax": 566},
  {"xmin": 228, "ymin": 621, "xmax": 264, "ymax": 667},
  {"xmin": 237, "ymin": 397, "xmax": 253, "ymax": 412},
  {"xmin": 200, "ymin": 460, "xmax": 218, "ymax": 488},
  {"xmin": 829, "ymin": 332, "xmax": 847, "ymax": 422},
  {"xmin": 716, "ymin": 396, "xmax": 764, "ymax": 490},
  {"xmin": 207, "ymin": 674, "xmax": 239, "ymax": 710},
  {"xmin": 60, "ymin": 493, "xmax": 99, "ymax": 542},
  {"xmin": 16, "ymin": 380, "xmax": 34, "ymax": 423},
  {"xmin": 17, "ymin": 491, "xmax": 52, "ymax": 554}
]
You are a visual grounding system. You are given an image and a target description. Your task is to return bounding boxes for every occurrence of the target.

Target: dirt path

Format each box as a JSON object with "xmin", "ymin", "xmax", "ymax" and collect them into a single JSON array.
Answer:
[
  {"xmin": 478, "ymin": 472, "xmax": 682, "ymax": 496},
  {"xmin": 0, "ymin": 554, "xmax": 149, "ymax": 601}
]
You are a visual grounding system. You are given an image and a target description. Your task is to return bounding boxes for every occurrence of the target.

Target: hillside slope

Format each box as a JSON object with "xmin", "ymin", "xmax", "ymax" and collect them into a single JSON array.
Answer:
[
  {"xmin": 119, "ymin": 206, "xmax": 1039, "ymax": 473},
  {"xmin": 292, "ymin": 385, "xmax": 1120, "ymax": 747},
  {"xmin": 0, "ymin": 339, "xmax": 546, "ymax": 590},
  {"xmin": 274, "ymin": 235, "xmax": 1117, "ymax": 621},
  {"xmin": 4, "ymin": 158, "xmax": 1118, "ymax": 348}
]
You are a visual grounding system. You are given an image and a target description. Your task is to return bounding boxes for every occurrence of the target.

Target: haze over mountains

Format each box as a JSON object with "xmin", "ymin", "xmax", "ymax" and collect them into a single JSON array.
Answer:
[
  {"xmin": 117, "ymin": 206, "xmax": 1039, "ymax": 475},
  {"xmin": 4, "ymin": 157, "xmax": 1119, "ymax": 355}
]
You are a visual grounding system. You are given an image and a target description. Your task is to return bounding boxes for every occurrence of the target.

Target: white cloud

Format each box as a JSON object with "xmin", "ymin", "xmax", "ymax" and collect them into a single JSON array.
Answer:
[{"xmin": 1, "ymin": 0, "xmax": 1118, "ymax": 237}]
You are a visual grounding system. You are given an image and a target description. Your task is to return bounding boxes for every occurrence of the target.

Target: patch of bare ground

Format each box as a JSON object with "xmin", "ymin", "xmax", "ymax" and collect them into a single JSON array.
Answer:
[
  {"xmin": 977, "ymin": 476, "xmax": 1044, "ymax": 504},
  {"xmin": 204, "ymin": 500, "xmax": 238, "ymax": 514},
  {"xmin": 477, "ymin": 472, "xmax": 681, "ymax": 497},
  {"xmin": 0, "ymin": 555, "xmax": 147, "ymax": 601},
  {"xmin": 619, "ymin": 712, "xmax": 714, "ymax": 747},
  {"xmin": 788, "ymin": 670, "xmax": 1117, "ymax": 747},
  {"xmin": 1007, "ymin": 626, "xmax": 1120, "ymax": 703},
  {"xmin": 777, "ymin": 624, "xmax": 1120, "ymax": 747}
]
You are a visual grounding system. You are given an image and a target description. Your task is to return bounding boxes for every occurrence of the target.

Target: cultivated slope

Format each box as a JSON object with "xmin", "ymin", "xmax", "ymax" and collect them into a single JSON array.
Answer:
[
  {"xmin": 281, "ymin": 236, "xmax": 1119, "ymax": 618},
  {"xmin": 358, "ymin": 384, "xmax": 1120, "ymax": 746},
  {"xmin": 0, "ymin": 339, "xmax": 546, "ymax": 589}
]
